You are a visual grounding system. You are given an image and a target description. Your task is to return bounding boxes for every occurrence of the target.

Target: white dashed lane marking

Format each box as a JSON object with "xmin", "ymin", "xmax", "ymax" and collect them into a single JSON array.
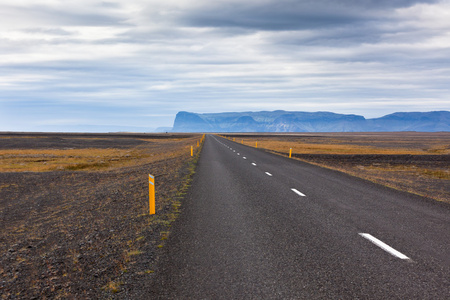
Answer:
[
  {"xmin": 265, "ymin": 172, "xmax": 273, "ymax": 176},
  {"xmin": 291, "ymin": 188, "xmax": 306, "ymax": 197},
  {"xmin": 359, "ymin": 233, "xmax": 411, "ymax": 261},
  {"xmin": 252, "ymin": 163, "xmax": 257, "ymax": 166}
]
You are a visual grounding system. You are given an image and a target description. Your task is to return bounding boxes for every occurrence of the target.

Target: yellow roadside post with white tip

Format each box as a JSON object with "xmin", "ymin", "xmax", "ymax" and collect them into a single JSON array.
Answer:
[{"xmin": 149, "ymin": 174, "xmax": 155, "ymax": 215}]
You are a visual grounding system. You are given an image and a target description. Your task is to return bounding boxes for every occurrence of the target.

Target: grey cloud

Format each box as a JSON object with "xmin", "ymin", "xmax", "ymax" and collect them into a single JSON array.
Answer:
[
  {"xmin": 265, "ymin": 24, "xmax": 382, "ymax": 48},
  {"xmin": 181, "ymin": 5, "xmax": 361, "ymax": 31},
  {"xmin": 176, "ymin": 0, "xmax": 439, "ymax": 31},
  {"xmin": 116, "ymin": 0, "xmax": 442, "ymax": 53},
  {"xmin": 10, "ymin": 4, "xmax": 125, "ymax": 27},
  {"xmin": 151, "ymin": 0, "xmax": 442, "ymax": 57}
]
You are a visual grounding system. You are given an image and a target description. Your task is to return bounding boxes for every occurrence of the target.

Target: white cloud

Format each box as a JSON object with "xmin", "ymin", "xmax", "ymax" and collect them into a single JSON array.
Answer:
[{"xmin": 396, "ymin": 1, "xmax": 450, "ymax": 29}]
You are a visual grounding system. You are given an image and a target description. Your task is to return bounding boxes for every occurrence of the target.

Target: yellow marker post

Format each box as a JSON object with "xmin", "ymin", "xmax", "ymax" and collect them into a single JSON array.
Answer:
[
  {"xmin": 191, "ymin": 146, "xmax": 193, "ymax": 156},
  {"xmin": 149, "ymin": 174, "xmax": 155, "ymax": 215},
  {"xmin": 289, "ymin": 148, "xmax": 292, "ymax": 158},
  {"xmin": 242, "ymin": 139, "xmax": 244, "ymax": 144},
  {"xmin": 256, "ymin": 141, "xmax": 258, "ymax": 148}
]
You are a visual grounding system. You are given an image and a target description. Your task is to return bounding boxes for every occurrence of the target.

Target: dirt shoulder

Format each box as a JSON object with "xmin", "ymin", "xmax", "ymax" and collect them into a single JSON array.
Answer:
[{"xmin": 0, "ymin": 133, "xmax": 203, "ymax": 299}]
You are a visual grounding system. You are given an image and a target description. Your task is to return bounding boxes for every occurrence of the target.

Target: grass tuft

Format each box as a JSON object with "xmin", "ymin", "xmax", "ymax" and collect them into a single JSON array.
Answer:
[
  {"xmin": 103, "ymin": 280, "xmax": 123, "ymax": 294},
  {"xmin": 126, "ymin": 250, "xmax": 143, "ymax": 256}
]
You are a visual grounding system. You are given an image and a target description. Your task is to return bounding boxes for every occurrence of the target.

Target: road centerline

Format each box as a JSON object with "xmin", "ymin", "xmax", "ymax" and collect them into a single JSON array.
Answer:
[{"xmin": 265, "ymin": 172, "xmax": 273, "ymax": 176}]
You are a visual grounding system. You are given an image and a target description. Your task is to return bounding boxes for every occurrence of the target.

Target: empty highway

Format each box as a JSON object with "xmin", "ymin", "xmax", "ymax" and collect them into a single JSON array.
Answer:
[{"xmin": 148, "ymin": 134, "xmax": 449, "ymax": 299}]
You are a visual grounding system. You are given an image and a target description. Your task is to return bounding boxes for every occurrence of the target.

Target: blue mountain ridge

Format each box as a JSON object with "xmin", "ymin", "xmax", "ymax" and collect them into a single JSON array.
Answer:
[{"xmin": 172, "ymin": 110, "xmax": 450, "ymax": 132}]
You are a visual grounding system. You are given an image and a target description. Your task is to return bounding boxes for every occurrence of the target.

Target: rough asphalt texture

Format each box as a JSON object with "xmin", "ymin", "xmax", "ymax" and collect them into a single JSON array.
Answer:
[{"xmin": 148, "ymin": 135, "xmax": 449, "ymax": 299}]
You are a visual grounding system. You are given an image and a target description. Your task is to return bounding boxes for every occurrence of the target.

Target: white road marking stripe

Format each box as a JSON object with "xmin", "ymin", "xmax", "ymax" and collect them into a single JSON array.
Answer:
[
  {"xmin": 291, "ymin": 188, "xmax": 306, "ymax": 197},
  {"xmin": 237, "ymin": 153, "xmax": 240, "ymax": 155},
  {"xmin": 265, "ymin": 172, "xmax": 273, "ymax": 176},
  {"xmin": 243, "ymin": 157, "xmax": 247, "ymax": 159},
  {"xmin": 252, "ymin": 163, "xmax": 257, "ymax": 166},
  {"xmin": 359, "ymin": 233, "xmax": 411, "ymax": 260}
]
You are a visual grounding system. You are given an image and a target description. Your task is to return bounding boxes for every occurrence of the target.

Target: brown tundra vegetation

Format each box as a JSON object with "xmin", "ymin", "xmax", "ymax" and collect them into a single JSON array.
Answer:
[{"xmin": 0, "ymin": 132, "xmax": 202, "ymax": 299}]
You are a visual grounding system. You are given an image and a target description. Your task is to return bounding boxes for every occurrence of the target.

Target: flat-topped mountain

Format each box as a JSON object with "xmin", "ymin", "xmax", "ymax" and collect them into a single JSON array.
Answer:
[{"xmin": 172, "ymin": 110, "xmax": 450, "ymax": 132}]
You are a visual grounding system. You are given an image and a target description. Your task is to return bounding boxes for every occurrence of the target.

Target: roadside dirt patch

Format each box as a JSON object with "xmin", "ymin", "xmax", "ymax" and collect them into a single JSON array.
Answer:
[{"xmin": 0, "ymin": 133, "xmax": 202, "ymax": 299}]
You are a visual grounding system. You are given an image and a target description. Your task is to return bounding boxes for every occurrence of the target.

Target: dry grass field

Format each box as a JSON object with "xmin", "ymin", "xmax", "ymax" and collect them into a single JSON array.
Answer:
[
  {"xmin": 0, "ymin": 132, "xmax": 202, "ymax": 299},
  {"xmin": 224, "ymin": 132, "xmax": 450, "ymax": 203}
]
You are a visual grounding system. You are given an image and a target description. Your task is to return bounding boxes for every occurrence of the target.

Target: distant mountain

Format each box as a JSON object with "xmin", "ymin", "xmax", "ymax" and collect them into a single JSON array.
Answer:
[
  {"xmin": 172, "ymin": 110, "xmax": 450, "ymax": 132},
  {"xmin": 366, "ymin": 112, "xmax": 450, "ymax": 132}
]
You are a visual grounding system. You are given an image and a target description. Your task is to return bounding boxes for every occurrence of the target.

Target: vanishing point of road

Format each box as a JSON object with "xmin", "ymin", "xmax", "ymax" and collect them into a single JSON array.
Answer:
[{"xmin": 148, "ymin": 134, "xmax": 449, "ymax": 299}]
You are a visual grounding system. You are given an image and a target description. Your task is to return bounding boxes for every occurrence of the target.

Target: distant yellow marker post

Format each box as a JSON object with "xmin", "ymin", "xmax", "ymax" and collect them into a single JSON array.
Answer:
[
  {"xmin": 149, "ymin": 174, "xmax": 155, "ymax": 215},
  {"xmin": 256, "ymin": 141, "xmax": 258, "ymax": 148},
  {"xmin": 289, "ymin": 148, "xmax": 292, "ymax": 158},
  {"xmin": 191, "ymin": 146, "xmax": 193, "ymax": 156}
]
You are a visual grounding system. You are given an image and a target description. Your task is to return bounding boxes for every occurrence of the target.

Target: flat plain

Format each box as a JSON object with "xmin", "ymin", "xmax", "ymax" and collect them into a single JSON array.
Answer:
[
  {"xmin": 0, "ymin": 132, "xmax": 202, "ymax": 299},
  {"xmin": 1, "ymin": 131, "xmax": 448, "ymax": 298},
  {"xmin": 224, "ymin": 132, "xmax": 450, "ymax": 203}
]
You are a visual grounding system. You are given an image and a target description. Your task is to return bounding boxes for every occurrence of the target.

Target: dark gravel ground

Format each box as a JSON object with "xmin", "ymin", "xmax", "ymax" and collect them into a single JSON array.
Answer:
[
  {"xmin": 0, "ymin": 132, "xmax": 194, "ymax": 150},
  {"xmin": 0, "ymin": 133, "xmax": 201, "ymax": 299}
]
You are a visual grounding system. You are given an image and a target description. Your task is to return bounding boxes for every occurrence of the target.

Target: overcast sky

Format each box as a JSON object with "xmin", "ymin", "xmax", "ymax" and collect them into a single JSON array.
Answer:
[{"xmin": 1, "ymin": 0, "xmax": 449, "ymax": 131}]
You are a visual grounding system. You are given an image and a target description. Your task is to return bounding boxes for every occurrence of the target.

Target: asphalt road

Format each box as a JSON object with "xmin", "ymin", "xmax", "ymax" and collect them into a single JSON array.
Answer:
[{"xmin": 149, "ymin": 134, "xmax": 449, "ymax": 299}]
